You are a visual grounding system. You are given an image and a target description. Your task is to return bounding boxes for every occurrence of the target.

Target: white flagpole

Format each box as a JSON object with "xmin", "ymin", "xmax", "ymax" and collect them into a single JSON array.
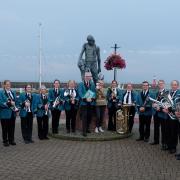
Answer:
[{"xmin": 39, "ymin": 23, "xmax": 42, "ymax": 88}]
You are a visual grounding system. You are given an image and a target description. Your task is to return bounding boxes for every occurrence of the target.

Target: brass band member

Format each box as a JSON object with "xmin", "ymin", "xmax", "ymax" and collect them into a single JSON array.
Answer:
[
  {"xmin": 151, "ymin": 80, "xmax": 168, "ymax": 149},
  {"xmin": 95, "ymin": 80, "xmax": 107, "ymax": 133},
  {"xmin": 163, "ymin": 80, "xmax": 180, "ymax": 154},
  {"xmin": 36, "ymin": 85, "xmax": 49, "ymax": 140},
  {"xmin": 0, "ymin": 80, "xmax": 18, "ymax": 146},
  {"xmin": 48, "ymin": 79, "xmax": 64, "ymax": 134},
  {"xmin": 122, "ymin": 83, "xmax": 136, "ymax": 133},
  {"xmin": 64, "ymin": 80, "xmax": 79, "ymax": 133},
  {"xmin": 78, "ymin": 71, "xmax": 96, "ymax": 137},
  {"xmin": 19, "ymin": 84, "xmax": 37, "ymax": 144},
  {"xmin": 106, "ymin": 80, "xmax": 122, "ymax": 131},
  {"xmin": 136, "ymin": 81, "xmax": 153, "ymax": 142}
]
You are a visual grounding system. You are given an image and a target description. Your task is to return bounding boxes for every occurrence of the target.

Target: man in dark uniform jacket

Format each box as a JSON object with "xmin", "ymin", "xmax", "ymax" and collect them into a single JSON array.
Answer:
[
  {"xmin": 122, "ymin": 83, "xmax": 137, "ymax": 133},
  {"xmin": 163, "ymin": 80, "xmax": 180, "ymax": 154},
  {"xmin": 150, "ymin": 80, "xmax": 169, "ymax": 149},
  {"xmin": 136, "ymin": 81, "xmax": 153, "ymax": 142}
]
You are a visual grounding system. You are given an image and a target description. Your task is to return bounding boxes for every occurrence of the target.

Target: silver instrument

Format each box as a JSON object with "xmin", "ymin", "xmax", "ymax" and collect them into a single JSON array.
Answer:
[
  {"xmin": 7, "ymin": 93, "xmax": 19, "ymax": 112},
  {"xmin": 25, "ymin": 99, "xmax": 31, "ymax": 112},
  {"xmin": 53, "ymin": 96, "xmax": 60, "ymax": 108},
  {"xmin": 148, "ymin": 93, "xmax": 176, "ymax": 120}
]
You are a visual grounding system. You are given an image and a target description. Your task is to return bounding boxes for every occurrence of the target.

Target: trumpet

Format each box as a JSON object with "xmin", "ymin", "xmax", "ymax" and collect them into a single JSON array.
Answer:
[
  {"xmin": 7, "ymin": 99, "xmax": 19, "ymax": 112},
  {"xmin": 25, "ymin": 99, "xmax": 31, "ymax": 112},
  {"xmin": 52, "ymin": 96, "xmax": 62, "ymax": 108}
]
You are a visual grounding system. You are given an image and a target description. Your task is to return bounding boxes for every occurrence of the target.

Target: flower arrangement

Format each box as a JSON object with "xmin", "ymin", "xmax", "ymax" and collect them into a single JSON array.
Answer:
[{"xmin": 104, "ymin": 54, "xmax": 126, "ymax": 70}]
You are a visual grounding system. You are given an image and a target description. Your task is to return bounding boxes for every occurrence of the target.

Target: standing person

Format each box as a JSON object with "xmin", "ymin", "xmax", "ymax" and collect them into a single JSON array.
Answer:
[
  {"xmin": 95, "ymin": 80, "xmax": 107, "ymax": 133},
  {"xmin": 36, "ymin": 85, "xmax": 49, "ymax": 140},
  {"xmin": 136, "ymin": 81, "xmax": 153, "ymax": 142},
  {"xmin": 164, "ymin": 80, "xmax": 180, "ymax": 154},
  {"xmin": 48, "ymin": 79, "xmax": 64, "ymax": 134},
  {"xmin": 78, "ymin": 71, "xmax": 96, "ymax": 137},
  {"xmin": 19, "ymin": 84, "xmax": 37, "ymax": 144},
  {"xmin": 150, "ymin": 80, "xmax": 169, "ymax": 149},
  {"xmin": 0, "ymin": 80, "xmax": 18, "ymax": 146},
  {"xmin": 64, "ymin": 80, "xmax": 79, "ymax": 133},
  {"xmin": 122, "ymin": 83, "xmax": 137, "ymax": 133},
  {"xmin": 106, "ymin": 80, "xmax": 122, "ymax": 131}
]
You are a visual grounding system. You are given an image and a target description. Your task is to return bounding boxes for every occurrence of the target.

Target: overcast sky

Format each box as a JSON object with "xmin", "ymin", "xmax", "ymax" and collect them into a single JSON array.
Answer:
[{"xmin": 0, "ymin": 0, "xmax": 180, "ymax": 83}]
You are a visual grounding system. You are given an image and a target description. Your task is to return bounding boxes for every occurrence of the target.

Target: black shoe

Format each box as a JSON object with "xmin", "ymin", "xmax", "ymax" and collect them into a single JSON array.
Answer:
[
  {"xmin": 150, "ymin": 142, "xmax": 159, "ymax": 145},
  {"xmin": 39, "ymin": 137, "xmax": 44, "ymax": 140},
  {"xmin": 29, "ymin": 140, "xmax": 34, "ymax": 143},
  {"xmin": 161, "ymin": 144, "xmax": 168, "ymax": 151},
  {"xmin": 169, "ymin": 149, "xmax": 176, "ymax": 154},
  {"xmin": 176, "ymin": 155, "xmax": 180, "ymax": 160},
  {"xmin": 136, "ymin": 138, "xmax": 143, "ymax": 141},
  {"xmin": 24, "ymin": 140, "xmax": 30, "ymax": 144},
  {"xmin": 67, "ymin": 130, "xmax": 70, "ymax": 133},
  {"xmin": 82, "ymin": 133, "xmax": 87, "ymax": 137},
  {"xmin": 144, "ymin": 138, "xmax": 149, "ymax": 142},
  {"xmin": 3, "ymin": 142, "xmax": 9, "ymax": 147},
  {"xmin": 44, "ymin": 137, "xmax": 49, "ymax": 140},
  {"xmin": 72, "ymin": 130, "xmax": 75, "ymax": 133},
  {"xmin": 9, "ymin": 142, "xmax": 16, "ymax": 146},
  {"xmin": 86, "ymin": 130, "xmax": 91, "ymax": 133}
]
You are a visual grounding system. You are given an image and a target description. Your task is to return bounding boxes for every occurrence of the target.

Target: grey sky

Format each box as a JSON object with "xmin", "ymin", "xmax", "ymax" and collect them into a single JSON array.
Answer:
[{"xmin": 0, "ymin": 0, "xmax": 180, "ymax": 83}]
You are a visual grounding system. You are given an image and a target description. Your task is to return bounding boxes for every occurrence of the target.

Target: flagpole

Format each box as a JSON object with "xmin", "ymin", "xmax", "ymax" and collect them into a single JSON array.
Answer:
[{"xmin": 39, "ymin": 23, "xmax": 42, "ymax": 88}]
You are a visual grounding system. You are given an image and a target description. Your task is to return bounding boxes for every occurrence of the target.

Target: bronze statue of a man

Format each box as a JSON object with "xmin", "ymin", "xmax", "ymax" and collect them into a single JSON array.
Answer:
[{"xmin": 78, "ymin": 35, "xmax": 101, "ymax": 83}]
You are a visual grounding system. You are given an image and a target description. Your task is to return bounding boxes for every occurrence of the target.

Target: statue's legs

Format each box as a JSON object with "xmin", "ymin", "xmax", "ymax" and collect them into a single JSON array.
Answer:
[{"xmin": 85, "ymin": 62, "xmax": 98, "ymax": 84}]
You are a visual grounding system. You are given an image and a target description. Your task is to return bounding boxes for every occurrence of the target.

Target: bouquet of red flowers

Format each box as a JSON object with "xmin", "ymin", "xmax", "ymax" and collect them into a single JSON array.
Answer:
[{"xmin": 104, "ymin": 54, "xmax": 126, "ymax": 70}]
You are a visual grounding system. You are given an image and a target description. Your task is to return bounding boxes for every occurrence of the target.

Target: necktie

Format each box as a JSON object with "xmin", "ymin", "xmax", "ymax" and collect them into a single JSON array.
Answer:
[
  {"xmin": 170, "ymin": 91, "xmax": 174, "ymax": 97},
  {"xmin": 126, "ymin": 92, "xmax": 130, "ymax": 104},
  {"xmin": 86, "ymin": 81, "xmax": 89, "ymax": 87}
]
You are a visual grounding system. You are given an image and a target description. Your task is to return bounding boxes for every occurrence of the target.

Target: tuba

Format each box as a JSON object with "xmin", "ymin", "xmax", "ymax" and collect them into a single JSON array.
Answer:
[{"xmin": 116, "ymin": 104, "xmax": 132, "ymax": 134}]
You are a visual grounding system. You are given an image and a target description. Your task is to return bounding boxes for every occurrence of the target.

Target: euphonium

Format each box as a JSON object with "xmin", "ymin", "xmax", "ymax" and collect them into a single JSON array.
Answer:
[{"xmin": 116, "ymin": 104, "xmax": 131, "ymax": 134}]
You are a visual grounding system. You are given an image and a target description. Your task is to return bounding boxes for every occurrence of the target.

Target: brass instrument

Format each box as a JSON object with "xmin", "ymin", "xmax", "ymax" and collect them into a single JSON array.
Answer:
[
  {"xmin": 53, "ymin": 96, "xmax": 60, "ymax": 108},
  {"xmin": 116, "ymin": 104, "xmax": 132, "ymax": 134},
  {"xmin": 149, "ymin": 94, "xmax": 176, "ymax": 120},
  {"xmin": 25, "ymin": 99, "xmax": 31, "ymax": 112},
  {"xmin": 6, "ymin": 92, "xmax": 19, "ymax": 112}
]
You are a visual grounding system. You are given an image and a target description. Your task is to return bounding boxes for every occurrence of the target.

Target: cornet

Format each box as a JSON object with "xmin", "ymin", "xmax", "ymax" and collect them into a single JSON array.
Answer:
[
  {"xmin": 53, "ymin": 96, "xmax": 61, "ymax": 108},
  {"xmin": 7, "ymin": 99, "xmax": 19, "ymax": 112},
  {"xmin": 25, "ymin": 99, "xmax": 31, "ymax": 112}
]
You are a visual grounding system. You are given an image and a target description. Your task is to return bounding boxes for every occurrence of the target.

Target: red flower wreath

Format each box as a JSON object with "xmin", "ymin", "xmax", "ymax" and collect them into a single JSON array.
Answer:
[{"xmin": 104, "ymin": 54, "xmax": 126, "ymax": 70}]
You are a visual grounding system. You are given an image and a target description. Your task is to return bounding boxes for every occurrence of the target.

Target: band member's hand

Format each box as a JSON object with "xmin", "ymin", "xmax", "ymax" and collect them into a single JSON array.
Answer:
[
  {"xmin": 140, "ymin": 107, "xmax": 145, "ymax": 112},
  {"xmin": 86, "ymin": 98, "xmax": 92, "ymax": 102},
  {"xmin": 118, "ymin": 103, "xmax": 122, "ymax": 107},
  {"xmin": 11, "ymin": 101, "xmax": 15, "ymax": 106},
  {"xmin": 25, "ymin": 102, "xmax": 30, "ymax": 107},
  {"xmin": 175, "ymin": 112, "xmax": 180, "ymax": 118},
  {"xmin": 162, "ymin": 108, "xmax": 168, "ymax": 114},
  {"xmin": 45, "ymin": 104, "xmax": 48, "ymax": 110},
  {"xmin": 71, "ymin": 99, "xmax": 75, "ymax": 104},
  {"xmin": 152, "ymin": 103, "xmax": 160, "ymax": 111}
]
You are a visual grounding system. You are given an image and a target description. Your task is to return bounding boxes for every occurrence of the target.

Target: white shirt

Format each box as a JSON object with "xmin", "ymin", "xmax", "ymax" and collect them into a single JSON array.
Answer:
[
  {"xmin": 112, "ymin": 88, "xmax": 117, "ymax": 96},
  {"xmin": 6, "ymin": 90, "xmax": 14, "ymax": 99}
]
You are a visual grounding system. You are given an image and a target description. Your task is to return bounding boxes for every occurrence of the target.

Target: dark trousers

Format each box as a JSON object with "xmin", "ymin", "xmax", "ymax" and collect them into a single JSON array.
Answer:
[
  {"xmin": 139, "ymin": 114, "xmax": 152, "ymax": 139},
  {"xmin": 153, "ymin": 113, "xmax": 161, "ymax": 143},
  {"xmin": 96, "ymin": 106, "xmax": 106, "ymax": 128},
  {"xmin": 80, "ymin": 104, "xmax": 93, "ymax": 135},
  {"xmin": 160, "ymin": 118, "xmax": 168, "ymax": 145},
  {"xmin": 167, "ymin": 118, "xmax": 179, "ymax": 150},
  {"xmin": 128, "ymin": 106, "xmax": 136, "ymax": 133},
  {"xmin": 65, "ymin": 106, "xmax": 77, "ymax": 132},
  {"xmin": 1, "ymin": 114, "xmax": 16, "ymax": 143},
  {"xmin": 51, "ymin": 109, "xmax": 61, "ymax": 133},
  {"xmin": 37, "ymin": 115, "xmax": 49, "ymax": 139},
  {"xmin": 108, "ymin": 104, "xmax": 117, "ymax": 131},
  {"xmin": 21, "ymin": 112, "xmax": 33, "ymax": 141}
]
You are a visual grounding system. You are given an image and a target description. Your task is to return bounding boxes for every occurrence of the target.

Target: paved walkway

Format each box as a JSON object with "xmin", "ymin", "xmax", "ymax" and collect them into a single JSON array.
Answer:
[{"xmin": 0, "ymin": 118, "xmax": 180, "ymax": 180}]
